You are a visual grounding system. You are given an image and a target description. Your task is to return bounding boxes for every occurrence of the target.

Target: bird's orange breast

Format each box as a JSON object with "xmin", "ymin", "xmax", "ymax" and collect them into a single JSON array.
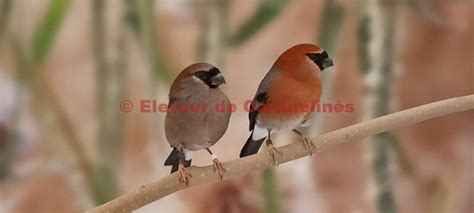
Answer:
[{"xmin": 258, "ymin": 71, "xmax": 322, "ymax": 123}]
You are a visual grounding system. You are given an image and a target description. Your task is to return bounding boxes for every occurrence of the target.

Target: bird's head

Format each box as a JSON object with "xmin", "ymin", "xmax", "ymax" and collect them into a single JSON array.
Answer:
[
  {"xmin": 276, "ymin": 44, "xmax": 334, "ymax": 72},
  {"xmin": 171, "ymin": 63, "xmax": 226, "ymax": 92}
]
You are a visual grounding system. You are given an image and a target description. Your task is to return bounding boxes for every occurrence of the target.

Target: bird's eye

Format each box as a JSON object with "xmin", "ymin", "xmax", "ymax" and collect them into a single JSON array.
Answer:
[
  {"xmin": 306, "ymin": 53, "xmax": 325, "ymax": 62},
  {"xmin": 195, "ymin": 71, "xmax": 207, "ymax": 79}
]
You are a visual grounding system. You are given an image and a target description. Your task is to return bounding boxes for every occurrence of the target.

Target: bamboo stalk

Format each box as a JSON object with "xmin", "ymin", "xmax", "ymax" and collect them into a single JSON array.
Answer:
[{"xmin": 361, "ymin": 0, "xmax": 397, "ymax": 212}]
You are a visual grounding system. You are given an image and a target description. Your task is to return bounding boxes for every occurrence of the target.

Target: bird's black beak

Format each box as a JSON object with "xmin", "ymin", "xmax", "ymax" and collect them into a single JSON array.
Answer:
[
  {"xmin": 322, "ymin": 58, "xmax": 334, "ymax": 70},
  {"xmin": 210, "ymin": 73, "xmax": 226, "ymax": 86}
]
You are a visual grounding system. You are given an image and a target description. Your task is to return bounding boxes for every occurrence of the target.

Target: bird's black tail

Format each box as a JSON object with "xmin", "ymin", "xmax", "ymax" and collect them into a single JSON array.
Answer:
[
  {"xmin": 164, "ymin": 147, "xmax": 191, "ymax": 173},
  {"xmin": 240, "ymin": 133, "xmax": 266, "ymax": 158}
]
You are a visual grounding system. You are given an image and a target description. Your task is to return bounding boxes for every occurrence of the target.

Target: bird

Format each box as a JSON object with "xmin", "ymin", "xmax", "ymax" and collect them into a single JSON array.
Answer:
[
  {"xmin": 164, "ymin": 63, "xmax": 231, "ymax": 186},
  {"xmin": 239, "ymin": 44, "xmax": 334, "ymax": 164}
]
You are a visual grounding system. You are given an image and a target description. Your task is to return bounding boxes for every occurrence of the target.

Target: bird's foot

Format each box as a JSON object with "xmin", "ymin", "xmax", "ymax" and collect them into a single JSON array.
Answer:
[
  {"xmin": 178, "ymin": 164, "xmax": 192, "ymax": 187},
  {"xmin": 267, "ymin": 143, "xmax": 283, "ymax": 165},
  {"xmin": 212, "ymin": 158, "xmax": 227, "ymax": 181},
  {"xmin": 302, "ymin": 137, "xmax": 317, "ymax": 157}
]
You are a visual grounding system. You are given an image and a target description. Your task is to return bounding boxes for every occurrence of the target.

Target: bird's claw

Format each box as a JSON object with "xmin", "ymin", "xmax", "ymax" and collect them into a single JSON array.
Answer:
[
  {"xmin": 267, "ymin": 143, "xmax": 283, "ymax": 165},
  {"xmin": 212, "ymin": 159, "xmax": 227, "ymax": 181},
  {"xmin": 302, "ymin": 137, "xmax": 317, "ymax": 157},
  {"xmin": 178, "ymin": 164, "xmax": 192, "ymax": 187}
]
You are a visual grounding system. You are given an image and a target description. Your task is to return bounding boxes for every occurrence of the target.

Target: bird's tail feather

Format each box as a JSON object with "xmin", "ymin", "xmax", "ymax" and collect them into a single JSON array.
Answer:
[
  {"xmin": 240, "ymin": 133, "xmax": 266, "ymax": 158},
  {"xmin": 164, "ymin": 148, "xmax": 191, "ymax": 173}
]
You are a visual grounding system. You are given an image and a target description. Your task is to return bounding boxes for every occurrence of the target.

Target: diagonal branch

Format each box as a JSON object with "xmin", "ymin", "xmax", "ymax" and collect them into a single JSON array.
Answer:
[{"xmin": 88, "ymin": 95, "xmax": 474, "ymax": 212}]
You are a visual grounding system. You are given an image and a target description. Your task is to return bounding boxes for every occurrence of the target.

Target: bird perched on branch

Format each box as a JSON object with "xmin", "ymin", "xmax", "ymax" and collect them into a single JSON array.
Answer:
[
  {"xmin": 164, "ymin": 63, "xmax": 231, "ymax": 186},
  {"xmin": 240, "ymin": 44, "xmax": 334, "ymax": 163}
]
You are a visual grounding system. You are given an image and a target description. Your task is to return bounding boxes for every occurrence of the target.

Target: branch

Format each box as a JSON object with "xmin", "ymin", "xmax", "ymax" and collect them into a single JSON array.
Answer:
[{"xmin": 88, "ymin": 95, "xmax": 474, "ymax": 212}]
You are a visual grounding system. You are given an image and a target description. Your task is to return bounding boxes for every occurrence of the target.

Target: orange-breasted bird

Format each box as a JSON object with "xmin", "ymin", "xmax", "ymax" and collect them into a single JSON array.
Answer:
[
  {"xmin": 164, "ymin": 63, "xmax": 231, "ymax": 185},
  {"xmin": 239, "ymin": 44, "xmax": 333, "ymax": 163}
]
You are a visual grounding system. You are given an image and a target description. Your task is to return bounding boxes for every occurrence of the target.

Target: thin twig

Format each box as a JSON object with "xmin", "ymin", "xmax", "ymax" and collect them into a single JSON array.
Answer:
[{"xmin": 88, "ymin": 95, "xmax": 474, "ymax": 213}]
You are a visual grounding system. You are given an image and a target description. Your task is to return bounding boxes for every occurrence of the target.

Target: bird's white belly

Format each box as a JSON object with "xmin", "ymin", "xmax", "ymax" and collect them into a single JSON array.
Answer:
[
  {"xmin": 259, "ymin": 116, "xmax": 305, "ymax": 131},
  {"xmin": 185, "ymin": 142, "xmax": 212, "ymax": 151},
  {"xmin": 252, "ymin": 116, "xmax": 305, "ymax": 140}
]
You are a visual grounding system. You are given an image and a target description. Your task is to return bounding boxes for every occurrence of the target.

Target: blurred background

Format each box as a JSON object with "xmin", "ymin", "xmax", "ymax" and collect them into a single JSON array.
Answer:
[{"xmin": 0, "ymin": 0, "xmax": 473, "ymax": 212}]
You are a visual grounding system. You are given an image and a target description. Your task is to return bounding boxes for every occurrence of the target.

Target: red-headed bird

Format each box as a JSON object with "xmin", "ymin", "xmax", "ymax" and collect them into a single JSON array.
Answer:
[
  {"xmin": 240, "ymin": 44, "xmax": 333, "ymax": 163},
  {"xmin": 164, "ymin": 63, "xmax": 231, "ymax": 185}
]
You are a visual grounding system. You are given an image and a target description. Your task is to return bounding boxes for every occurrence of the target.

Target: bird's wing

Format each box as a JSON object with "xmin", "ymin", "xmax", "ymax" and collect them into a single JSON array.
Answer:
[
  {"xmin": 168, "ymin": 95, "xmax": 177, "ymax": 105},
  {"xmin": 249, "ymin": 69, "xmax": 276, "ymax": 131}
]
